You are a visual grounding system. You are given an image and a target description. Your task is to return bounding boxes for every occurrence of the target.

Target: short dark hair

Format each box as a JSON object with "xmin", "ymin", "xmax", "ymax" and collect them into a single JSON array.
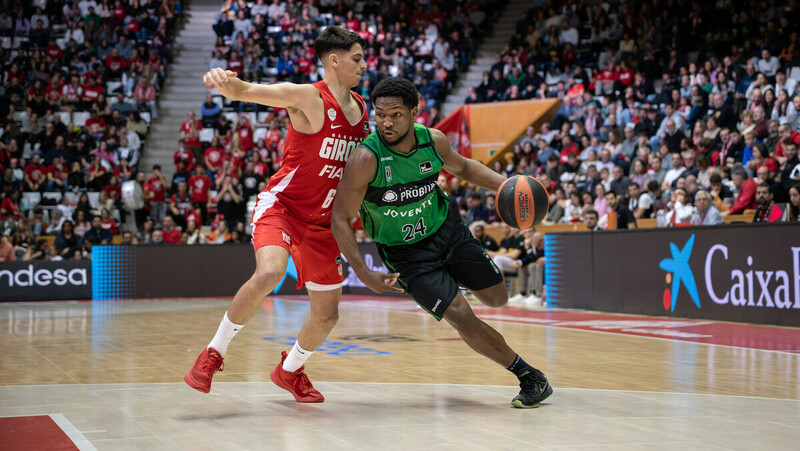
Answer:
[
  {"xmin": 709, "ymin": 173, "xmax": 722, "ymax": 184},
  {"xmin": 313, "ymin": 26, "xmax": 366, "ymax": 62},
  {"xmin": 647, "ymin": 180, "xmax": 659, "ymax": 192},
  {"xmin": 757, "ymin": 182, "xmax": 773, "ymax": 194},
  {"xmin": 584, "ymin": 208, "xmax": 599, "ymax": 219},
  {"xmin": 372, "ymin": 77, "xmax": 419, "ymax": 110}
]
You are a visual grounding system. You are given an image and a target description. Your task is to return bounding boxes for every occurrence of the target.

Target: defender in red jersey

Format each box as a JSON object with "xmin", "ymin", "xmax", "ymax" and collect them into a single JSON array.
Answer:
[{"xmin": 185, "ymin": 27, "xmax": 368, "ymax": 403}]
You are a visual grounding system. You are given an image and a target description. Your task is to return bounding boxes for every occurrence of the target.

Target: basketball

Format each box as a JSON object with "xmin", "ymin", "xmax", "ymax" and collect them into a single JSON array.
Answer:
[{"xmin": 495, "ymin": 175, "xmax": 550, "ymax": 229}]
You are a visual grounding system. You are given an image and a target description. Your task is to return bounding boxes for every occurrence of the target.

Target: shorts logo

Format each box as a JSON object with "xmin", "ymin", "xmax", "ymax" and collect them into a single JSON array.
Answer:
[
  {"xmin": 419, "ymin": 161, "xmax": 433, "ymax": 174},
  {"xmin": 382, "ymin": 190, "xmax": 398, "ymax": 203},
  {"xmin": 282, "ymin": 231, "xmax": 291, "ymax": 245},
  {"xmin": 327, "ymin": 108, "xmax": 337, "ymax": 121},
  {"xmin": 432, "ymin": 299, "xmax": 442, "ymax": 312},
  {"xmin": 363, "ymin": 122, "xmax": 370, "ymax": 133},
  {"xmin": 385, "ymin": 166, "xmax": 392, "ymax": 182}
]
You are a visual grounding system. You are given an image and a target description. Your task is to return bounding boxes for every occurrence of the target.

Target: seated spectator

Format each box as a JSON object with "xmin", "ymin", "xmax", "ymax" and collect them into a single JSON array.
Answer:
[
  {"xmin": 84, "ymin": 215, "xmax": 114, "ymax": 244},
  {"xmin": 783, "ymin": 185, "xmax": 800, "ymax": 221},
  {"xmin": 161, "ymin": 215, "xmax": 182, "ymax": 243},
  {"xmin": 601, "ymin": 191, "xmax": 636, "ymax": 230},
  {"xmin": 693, "ymin": 189, "xmax": 724, "ymax": 225},
  {"xmin": 133, "ymin": 76, "xmax": 158, "ymax": 121},
  {"xmin": 723, "ymin": 167, "xmax": 757, "ymax": 215},
  {"xmin": 54, "ymin": 220, "xmax": 84, "ymax": 259},
  {"xmin": 487, "ymin": 224, "xmax": 524, "ymax": 275},
  {"xmin": 582, "ymin": 208, "xmax": 600, "ymax": 231},
  {"xmin": 509, "ymin": 230, "xmax": 546, "ymax": 306},
  {"xmin": 752, "ymin": 183, "xmax": 782, "ymax": 223}
]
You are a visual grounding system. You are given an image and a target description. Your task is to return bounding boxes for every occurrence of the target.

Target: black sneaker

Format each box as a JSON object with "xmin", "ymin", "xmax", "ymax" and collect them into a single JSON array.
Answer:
[{"xmin": 511, "ymin": 369, "xmax": 552, "ymax": 408}]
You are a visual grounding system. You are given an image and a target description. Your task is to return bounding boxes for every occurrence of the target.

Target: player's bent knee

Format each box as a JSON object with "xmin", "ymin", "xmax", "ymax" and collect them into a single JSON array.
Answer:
[{"xmin": 250, "ymin": 270, "xmax": 283, "ymax": 291}]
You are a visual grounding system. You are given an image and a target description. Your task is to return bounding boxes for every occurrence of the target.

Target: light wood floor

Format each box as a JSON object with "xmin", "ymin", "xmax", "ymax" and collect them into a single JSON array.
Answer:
[{"xmin": 1, "ymin": 296, "xmax": 798, "ymax": 450}]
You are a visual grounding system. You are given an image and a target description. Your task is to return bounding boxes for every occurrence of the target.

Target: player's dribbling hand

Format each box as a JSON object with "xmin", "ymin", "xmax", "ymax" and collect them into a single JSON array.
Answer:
[
  {"xmin": 203, "ymin": 68, "xmax": 239, "ymax": 97},
  {"xmin": 361, "ymin": 270, "xmax": 404, "ymax": 294}
]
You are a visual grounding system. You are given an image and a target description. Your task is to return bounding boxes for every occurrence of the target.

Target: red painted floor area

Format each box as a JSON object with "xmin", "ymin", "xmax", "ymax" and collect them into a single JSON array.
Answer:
[
  {"xmin": 326, "ymin": 296, "xmax": 800, "ymax": 353},
  {"xmin": 0, "ymin": 416, "xmax": 78, "ymax": 451}
]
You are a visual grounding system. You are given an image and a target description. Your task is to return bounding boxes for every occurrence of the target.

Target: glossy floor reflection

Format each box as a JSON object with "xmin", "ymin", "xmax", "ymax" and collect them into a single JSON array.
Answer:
[{"xmin": 1, "ymin": 297, "xmax": 799, "ymax": 450}]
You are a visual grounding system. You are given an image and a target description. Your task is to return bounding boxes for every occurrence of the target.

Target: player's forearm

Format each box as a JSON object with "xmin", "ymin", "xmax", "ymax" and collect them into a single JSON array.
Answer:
[
  {"xmin": 461, "ymin": 159, "xmax": 505, "ymax": 192},
  {"xmin": 331, "ymin": 215, "xmax": 369, "ymax": 274}
]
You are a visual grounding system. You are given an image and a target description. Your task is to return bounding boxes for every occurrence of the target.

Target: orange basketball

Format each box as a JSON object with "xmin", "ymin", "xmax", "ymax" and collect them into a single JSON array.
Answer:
[{"xmin": 495, "ymin": 175, "xmax": 550, "ymax": 229}]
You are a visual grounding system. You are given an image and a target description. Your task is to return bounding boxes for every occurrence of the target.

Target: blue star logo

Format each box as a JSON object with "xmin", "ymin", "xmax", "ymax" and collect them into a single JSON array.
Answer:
[
  {"xmin": 658, "ymin": 234, "xmax": 701, "ymax": 311},
  {"xmin": 273, "ymin": 256, "xmax": 298, "ymax": 293}
]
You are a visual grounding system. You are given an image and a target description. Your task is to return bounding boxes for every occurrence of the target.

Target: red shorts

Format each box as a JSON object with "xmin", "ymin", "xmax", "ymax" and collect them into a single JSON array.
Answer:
[{"xmin": 251, "ymin": 202, "xmax": 343, "ymax": 291}]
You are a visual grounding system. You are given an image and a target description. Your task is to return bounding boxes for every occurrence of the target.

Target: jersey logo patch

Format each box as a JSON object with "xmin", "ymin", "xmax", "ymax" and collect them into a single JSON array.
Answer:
[
  {"xmin": 385, "ymin": 166, "xmax": 392, "ymax": 182},
  {"xmin": 327, "ymin": 108, "xmax": 337, "ymax": 121},
  {"xmin": 419, "ymin": 161, "xmax": 433, "ymax": 174},
  {"xmin": 382, "ymin": 190, "xmax": 398, "ymax": 203},
  {"xmin": 282, "ymin": 231, "xmax": 292, "ymax": 246},
  {"xmin": 363, "ymin": 122, "xmax": 370, "ymax": 133}
]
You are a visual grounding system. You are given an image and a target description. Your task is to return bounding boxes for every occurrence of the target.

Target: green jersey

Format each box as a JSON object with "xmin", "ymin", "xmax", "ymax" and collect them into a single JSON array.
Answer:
[{"xmin": 358, "ymin": 124, "xmax": 450, "ymax": 246}]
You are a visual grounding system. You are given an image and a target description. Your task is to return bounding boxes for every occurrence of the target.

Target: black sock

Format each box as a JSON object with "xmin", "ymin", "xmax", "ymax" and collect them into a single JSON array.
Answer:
[{"xmin": 506, "ymin": 355, "xmax": 535, "ymax": 380}]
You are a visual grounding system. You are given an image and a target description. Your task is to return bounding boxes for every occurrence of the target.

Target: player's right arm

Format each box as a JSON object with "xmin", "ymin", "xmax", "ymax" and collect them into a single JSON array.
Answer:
[
  {"xmin": 203, "ymin": 68, "xmax": 317, "ymax": 111},
  {"xmin": 331, "ymin": 147, "xmax": 403, "ymax": 294}
]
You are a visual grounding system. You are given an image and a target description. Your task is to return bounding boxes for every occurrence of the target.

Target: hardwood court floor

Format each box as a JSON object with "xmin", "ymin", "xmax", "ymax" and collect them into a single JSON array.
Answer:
[{"xmin": 0, "ymin": 296, "xmax": 798, "ymax": 450}]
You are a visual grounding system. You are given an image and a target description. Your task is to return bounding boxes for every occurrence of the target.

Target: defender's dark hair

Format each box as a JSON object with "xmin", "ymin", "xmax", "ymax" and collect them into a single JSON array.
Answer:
[
  {"xmin": 372, "ymin": 77, "xmax": 419, "ymax": 110},
  {"xmin": 313, "ymin": 26, "xmax": 366, "ymax": 62}
]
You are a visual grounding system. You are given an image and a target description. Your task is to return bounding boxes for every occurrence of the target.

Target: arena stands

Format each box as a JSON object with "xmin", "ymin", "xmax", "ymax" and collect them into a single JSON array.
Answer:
[
  {"xmin": 0, "ymin": 0, "xmax": 180, "ymax": 260},
  {"xmin": 455, "ymin": 0, "xmax": 800, "ymax": 233}
]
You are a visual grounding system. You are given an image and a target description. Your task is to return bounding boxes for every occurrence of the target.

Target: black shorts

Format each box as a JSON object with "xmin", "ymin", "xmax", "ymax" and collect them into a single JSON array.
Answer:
[{"xmin": 376, "ymin": 208, "xmax": 504, "ymax": 320}]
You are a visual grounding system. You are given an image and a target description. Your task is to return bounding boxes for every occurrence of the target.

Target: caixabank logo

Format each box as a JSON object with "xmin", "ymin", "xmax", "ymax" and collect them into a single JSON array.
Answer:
[
  {"xmin": 658, "ymin": 234, "xmax": 701, "ymax": 311},
  {"xmin": 659, "ymin": 233, "xmax": 800, "ymax": 312}
]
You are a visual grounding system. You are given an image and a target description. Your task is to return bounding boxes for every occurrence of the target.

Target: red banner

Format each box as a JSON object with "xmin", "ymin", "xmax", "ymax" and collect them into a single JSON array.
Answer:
[{"xmin": 433, "ymin": 106, "xmax": 471, "ymax": 158}]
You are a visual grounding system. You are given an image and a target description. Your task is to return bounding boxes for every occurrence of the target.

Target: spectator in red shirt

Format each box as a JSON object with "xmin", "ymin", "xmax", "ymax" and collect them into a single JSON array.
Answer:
[
  {"xmin": 62, "ymin": 75, "xmax": 83, "ymax": 110},
  {"xmin": 174, "ymin": 142, "xmax": 197, "ymax": 173},
  {"xmin": 188, "ymin": 164, "xmax": 212, "ymax": 223},
  {"xmin": 144, "ymin": 164, "xmax": 168, "ymax": 226},
  {"xmin": 227, "ymin": 50, "xmax": 244, "ymax": 76},
  {"xmin": 0, "ymin": 190, "xmax": 21, "ymax": 221},
  {"xmin": 45, "ymin": 77, "xmax": 63, "ymax": 107},
  {"xmin": 161, "ymin": 215, "xmax": 182, "ymax": 243},
  {"xmin": 24, "ymin": 154, "xmax": 47, "ymax": 192},
  {"xmin": 46, "ymin": 156, "xmax": 68, "ymax": 193},
  {"xmin": 204, "ymin": 141, "xmax": 226, "ymax": 175},
  {"xmin": 105, "ymin": 47, "xmax": 128, "ymax": 79},
  {"xmin": 775, "ymin": 123, "xmax": 800, "ymax": 164},
  {"xmin": 724, "ymin": 167, "xmax": 758, "ymax": 215},
  {"xmin": 45, "ymin": 38, "xmax": 63, "ymax": 60},
  {"xmin": 81, "ymin": 76, "xmax": 104, "ymax": 108},
  {"xmin": 180, "ymin": 110, "xmax": 203, "ymax": 150},
  {"xmin": 234, "ymin": 115, "xmax": 254, "ymax": 151},
  {"xmin": 133, "ymin": 76, "xmax": 158, "ymax": 121},
  {"xmin": 100, "ymin": 208, "xmax": 120, "ymax": 235}
]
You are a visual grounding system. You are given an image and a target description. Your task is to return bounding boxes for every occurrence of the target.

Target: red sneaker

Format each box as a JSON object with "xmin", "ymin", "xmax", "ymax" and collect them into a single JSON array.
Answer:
[
  {"xmin": 184, "ymin": 347, "xmax": 224, "ymax": 393},
  {"xmin": 270, "ymin": 350, "xmax": 324, "ymax": 403}
]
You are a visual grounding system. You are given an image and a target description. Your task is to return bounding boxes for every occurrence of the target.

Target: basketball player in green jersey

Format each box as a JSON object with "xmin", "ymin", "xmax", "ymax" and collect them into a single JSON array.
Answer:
[{"xmin": 331, "ymin": 77, "xmax": 552, "ymax": 408}]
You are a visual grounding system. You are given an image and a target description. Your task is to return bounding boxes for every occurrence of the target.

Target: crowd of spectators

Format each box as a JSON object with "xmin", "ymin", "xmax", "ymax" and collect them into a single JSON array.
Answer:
[
  {"xmin": 447, "ymin": 0, "xmax": 800, "ymax": 305},
  {"xmin": 109, "ymin": 0, "xmax": 500, "ymax": 248},
  {"xmin": 454, "ymin": 0, "xmax": 800, "ymax": 235},
  {"xmin": 0, "ymin": 0, "xmax": 180, "ymax": 262}
]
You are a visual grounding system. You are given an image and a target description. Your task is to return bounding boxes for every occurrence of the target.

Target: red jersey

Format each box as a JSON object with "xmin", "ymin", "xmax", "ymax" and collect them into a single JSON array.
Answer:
[
  {"xmin": 181, "ymin": 120, "xmax": 202, "ymax": 147},
  {"xmin": 188, "ymin": 174, "xmax": 212, "ymax": 203},
  {"xmin": 204, "ymin": 147, "xmax": 225, "ymax": 169},
  {"xmin": 25, "ymin": 163, "xmax": 47, "ymax": 183},
  {"xmin": 144, "ymin": 176, "xmax": 166, "ymax": 202},
  {"xmin": 252, "ymin": 81, "xmax": 368, "ymax": 226}
]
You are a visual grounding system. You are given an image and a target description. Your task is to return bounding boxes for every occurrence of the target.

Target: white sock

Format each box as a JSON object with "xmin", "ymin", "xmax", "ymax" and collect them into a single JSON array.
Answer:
[
  {"xmin": 207, "ymin": 312, "xmax": 244, "ymax": 357},
  {"xmin": 282, "ymin": 341, "xmax": 313, "ymax": 372}
]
